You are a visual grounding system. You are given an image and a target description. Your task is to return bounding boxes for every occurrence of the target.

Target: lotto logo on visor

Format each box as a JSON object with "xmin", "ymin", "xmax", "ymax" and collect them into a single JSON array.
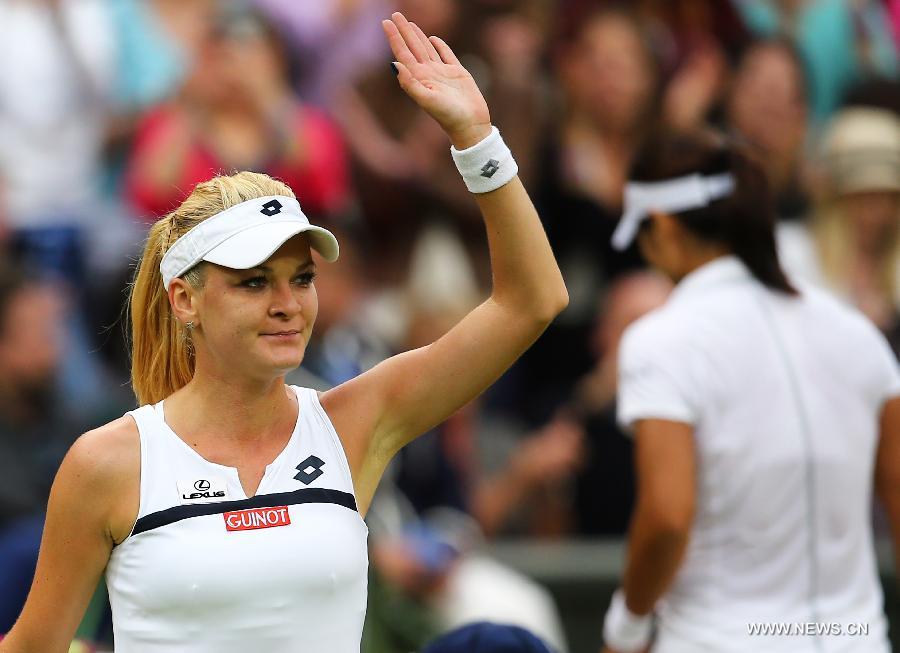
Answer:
[
  {"xmin": 260, "ymin": 199, "xmax": 283, "ymax": 216},
  {"xmin": 224, "ymin": 506, "xmax": 291, "ymax": 532}
]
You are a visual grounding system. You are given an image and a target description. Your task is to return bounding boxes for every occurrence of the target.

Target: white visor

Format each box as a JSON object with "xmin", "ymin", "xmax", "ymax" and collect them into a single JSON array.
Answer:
[
  {"xmin": 160, "ymin": 195, "xmax": 339, "ymax": 288},
  {"xmin": 611, "ymin": 173, "xmax": 735, "ymax": 251}
]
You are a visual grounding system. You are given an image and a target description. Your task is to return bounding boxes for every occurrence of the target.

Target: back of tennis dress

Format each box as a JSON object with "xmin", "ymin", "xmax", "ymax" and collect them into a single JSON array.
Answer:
[
  {"xmin": 618, "ymin": 257, "xmax": 899, "ymax": 652},
  {"xmin": 106, "ymin": 386, "xmax": 368, "ymax": 653}
]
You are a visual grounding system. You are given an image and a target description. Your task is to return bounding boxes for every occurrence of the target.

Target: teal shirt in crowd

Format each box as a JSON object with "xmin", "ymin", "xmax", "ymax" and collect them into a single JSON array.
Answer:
[{"xmin": 733, "ymin": 0, "xmax": 898, "ymax": 124}]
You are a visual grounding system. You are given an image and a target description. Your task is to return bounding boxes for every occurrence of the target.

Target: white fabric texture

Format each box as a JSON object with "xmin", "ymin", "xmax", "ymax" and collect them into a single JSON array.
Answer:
[
  {"xmin": 617, "ymin": 256, "xmax": 899, "ymax": 653},
  {"xmin": 450, "ymin": 126, "xmax": 518, "ymax": 194},
  {"xmin": 159, "ymin": 196, "xmax": 339, "ymax": 288},
  {"xmin": 611, "ymin": 173, "xmax": 735, "ymax": 251},
  {"xmin": 106, "ymin": 386, "xmax": 369, "ymax": 653}
]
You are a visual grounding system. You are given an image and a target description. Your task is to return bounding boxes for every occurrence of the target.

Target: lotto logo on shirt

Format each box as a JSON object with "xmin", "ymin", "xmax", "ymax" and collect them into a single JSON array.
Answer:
[{"xmin": 224, "ymin": 506, "xmax": 291, "ymax": 532}]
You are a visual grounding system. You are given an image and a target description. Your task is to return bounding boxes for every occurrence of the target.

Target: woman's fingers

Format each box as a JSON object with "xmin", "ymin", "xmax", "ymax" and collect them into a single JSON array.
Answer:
[
  {"xmin": 389, "ymin": 12, "xmax": 430, "ymax": 63},
  {"xmin": 385, "ymin": 12, "xmax": 457, "ymax": 69},
  {"xmin": 410, "ymin": 22, "xmax": 441, "ymax": 62},
  {"xmin": 391, "ymin": 60, "xmax": 429, "ymax": 104},
  {"xmin": 429, "ymin": 35, "xmax": 461, "ymax": 66},
  {"xmin": 381, "ymin": 19, "xmax": 418, "ymax": 68}
]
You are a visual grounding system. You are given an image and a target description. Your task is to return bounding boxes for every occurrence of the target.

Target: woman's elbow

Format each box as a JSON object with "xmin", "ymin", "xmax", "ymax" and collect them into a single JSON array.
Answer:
[
  {"xmin": 495, "ymin": 279, "xmax": 569, "ymax": 326},
  {"xmin": 645, "ymin": 501, "xmax": 694, "ymax": 542},
  {"xmin": 554, "ymin": 284, "xmax": 570, "ymax": 314},
  {"xmin": 534, "ymin": 284, "xmax": 569, "ymax": 324},
  {"xmin": 656, "ymin": 516, "xmax": 693, "ymax": 544}
]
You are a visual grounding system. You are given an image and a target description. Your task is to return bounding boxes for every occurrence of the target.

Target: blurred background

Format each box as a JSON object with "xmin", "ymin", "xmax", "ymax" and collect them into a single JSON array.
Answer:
[{"xmin": 0, "ymin": 0, "xmax": 897, "ymax": 651}]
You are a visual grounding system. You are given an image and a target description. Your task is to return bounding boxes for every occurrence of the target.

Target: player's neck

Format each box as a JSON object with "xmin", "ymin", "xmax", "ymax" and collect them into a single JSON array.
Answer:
[{"xmin": 166, "ymin": 370, "xmax": 296, "ymax": 446}]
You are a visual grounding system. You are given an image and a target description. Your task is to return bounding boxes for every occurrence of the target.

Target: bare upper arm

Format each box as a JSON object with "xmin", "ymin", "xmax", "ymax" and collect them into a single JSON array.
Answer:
[
  {"xmin": 632, "ymin": 419, "xmax": 696, "ymax": 532},
  {"xmin": 1, "ymin": 417, "xmax": 140, "ymax": 653},
  {"xmin": 321, "ymin": 298, "xmax": 553, "ymax": 512}
]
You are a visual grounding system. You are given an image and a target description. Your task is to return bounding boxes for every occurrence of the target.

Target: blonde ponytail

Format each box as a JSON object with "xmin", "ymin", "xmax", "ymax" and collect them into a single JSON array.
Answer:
[{"xmin": 129, "ymin": 171, "xmax": 296, "ymax": 405}]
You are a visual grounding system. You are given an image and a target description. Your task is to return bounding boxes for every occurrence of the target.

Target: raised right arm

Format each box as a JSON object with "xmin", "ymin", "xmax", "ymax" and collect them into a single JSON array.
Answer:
[{"xmin": 0, "ymin": 418, "xmax": 139, "ymax": 653}]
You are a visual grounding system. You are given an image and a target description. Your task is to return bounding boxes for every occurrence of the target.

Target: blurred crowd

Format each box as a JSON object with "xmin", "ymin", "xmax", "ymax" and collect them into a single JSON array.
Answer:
[{"xmin": 0, "ymin": 0, "xmax": 897, "ymax": 651}]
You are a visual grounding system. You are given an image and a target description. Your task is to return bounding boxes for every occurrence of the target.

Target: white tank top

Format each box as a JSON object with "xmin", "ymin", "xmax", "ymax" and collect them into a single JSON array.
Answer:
[{"xmin": 106, "ymin": 386, "xmax": 369, "ymax": 653}]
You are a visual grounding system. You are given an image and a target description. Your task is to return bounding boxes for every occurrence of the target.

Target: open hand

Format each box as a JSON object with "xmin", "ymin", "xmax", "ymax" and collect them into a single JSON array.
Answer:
[
  {"xmin": 382, "ymin": 12, "xmax": 491, "ymax": 150},
  {"xmin": 663, "ymin": 42, "xmax": 727, "ymax": 130}
]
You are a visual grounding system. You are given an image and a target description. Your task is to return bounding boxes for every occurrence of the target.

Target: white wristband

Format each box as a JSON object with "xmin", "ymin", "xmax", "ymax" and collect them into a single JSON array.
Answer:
[
  {"xmin": 450, "ymin": 126, "xmax": 518, "ymax": 194},
  {"xmin": 602, "ymin": 589, "xmax": 653, "ymax": 652}
]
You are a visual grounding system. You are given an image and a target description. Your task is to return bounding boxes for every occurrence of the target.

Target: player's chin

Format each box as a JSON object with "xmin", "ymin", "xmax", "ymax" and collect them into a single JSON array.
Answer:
[
  {"xmin": 257, "ymin": 341, "xmax": 306, "ymax": 370},
  {"xmin": 272, "ymin": 349, "xmax": 305, "ymax": 371}
]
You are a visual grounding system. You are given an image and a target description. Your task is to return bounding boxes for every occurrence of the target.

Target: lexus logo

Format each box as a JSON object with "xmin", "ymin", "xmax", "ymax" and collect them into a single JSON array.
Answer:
[{"xmin": 194, "ymin": 479, "xmax": 211, "ymax": 491}]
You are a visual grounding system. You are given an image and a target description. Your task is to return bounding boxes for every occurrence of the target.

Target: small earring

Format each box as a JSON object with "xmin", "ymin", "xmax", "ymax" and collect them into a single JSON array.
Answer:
[{"xmin": 185, "ymin": 321, "xmax": 195, "ymax": 330}]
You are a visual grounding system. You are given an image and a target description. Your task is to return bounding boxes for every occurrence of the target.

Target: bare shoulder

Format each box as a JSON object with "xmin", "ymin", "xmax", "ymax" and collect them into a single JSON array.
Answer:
[
  {"xmin": 62, "ymin": 415, "xmax": 141, "ymax": 544},
  {"xmin": 70, "ymin": 415, "xmax": 140, "ymax": 481}
]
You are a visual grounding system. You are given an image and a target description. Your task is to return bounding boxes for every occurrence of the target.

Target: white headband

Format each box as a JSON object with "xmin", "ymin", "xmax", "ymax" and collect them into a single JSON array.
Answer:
[
  {"xmin": 159, "ymin": 195, "xmax": 339, "ymax": 288},
  {"xmin": 611, "ymin": 173, "xmax": 735, "ymax": 251}
]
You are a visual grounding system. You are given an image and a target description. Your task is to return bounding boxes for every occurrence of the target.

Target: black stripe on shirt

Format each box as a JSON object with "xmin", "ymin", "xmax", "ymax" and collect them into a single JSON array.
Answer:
[{"xmin": 130, "ymin": 488, "xmax": 358, "ymax": 536}]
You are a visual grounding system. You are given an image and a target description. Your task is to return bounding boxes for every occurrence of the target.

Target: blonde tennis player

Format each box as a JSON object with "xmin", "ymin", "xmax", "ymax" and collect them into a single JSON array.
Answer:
[{"xmin": 0, "ymin": 13, "xmax": 567, "ymax": 653}]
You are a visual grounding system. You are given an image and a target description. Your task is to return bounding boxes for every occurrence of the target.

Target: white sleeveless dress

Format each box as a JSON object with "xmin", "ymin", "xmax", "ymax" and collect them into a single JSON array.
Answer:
[{"xmin": 105, "ymin": 386, "xmax": 369, "ymax": 652}]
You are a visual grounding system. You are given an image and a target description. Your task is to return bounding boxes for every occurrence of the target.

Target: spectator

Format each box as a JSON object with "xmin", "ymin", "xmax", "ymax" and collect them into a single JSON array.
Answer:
[
  {"xmin": 498, "ymin": 5, "xmax": 658, "ymax": 425},
  {"xmin": 335, "ymin": 0, "xmax": 472, "ymax": 286},
  {"xmin": 634, "ymin": 0, "xmax": 752, "ymax": 67},
  {"xmin": 473, "ymin": 413, "xmax": 584, "ymax": 538},
  {"xmin": 251, "ymin": 0, "xmax": 393, "ymax": 107},
  {"xmin": 547, "ymin": 5, "xmax": 659, "ymax": 220},
  {"xmin": 0, "ymin": 0, "xmax": 116, "ymax": 283},
  {"xmin": 570, "ymin": 271, "xmax": 671, "ymax": 536},
  {"xmin": 733, "ymin": 0, "xmax": 898, "ymax": 123},
  {"xmin": 107, "ymin": 0, "xmax": 194, "ymax": 115},
  {"xmin": 0, "ymin": 264, "xmax": 80, "ymax": 632},
  {"xmin": 460, "ymin": 0, "xmax": 557, "ymax": 190},
  {"xmin": 779, "ymin": 106, "xmax": 900, "ymax": 353},
  {"xmin": 125, "ymin": 4, "xmax": 350, "ymax": 221},
  {"xmin": 101, "ymin": 0, "xmax": 213, "ymax": 174},
  {"xmin": 725, "ymin": 39, "xmax": 812, "ymax": 222},
  {"xmin": 150, "ymin": 0, "xmax": 217, "ymax": 70}
]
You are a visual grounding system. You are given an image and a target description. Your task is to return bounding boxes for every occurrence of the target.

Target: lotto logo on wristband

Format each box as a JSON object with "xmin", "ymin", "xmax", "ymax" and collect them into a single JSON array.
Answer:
[
  {"xmin": 224, "ymin": 507, "xmax": 291, "ymax": 531},
  {"xmin": 480, "ymin": 159, "xmax": 500, "ymax": 178}
]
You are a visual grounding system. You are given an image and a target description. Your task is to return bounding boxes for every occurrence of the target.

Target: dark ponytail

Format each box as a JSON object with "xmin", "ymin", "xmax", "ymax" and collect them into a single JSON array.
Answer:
[{"xmin": 630, "ymin": 130, "xmax": 797, "ymax": 295}]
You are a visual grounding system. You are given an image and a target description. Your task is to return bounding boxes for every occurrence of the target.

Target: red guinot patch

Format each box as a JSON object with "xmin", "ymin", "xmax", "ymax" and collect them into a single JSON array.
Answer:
[{"xmin": 224, "ymin": 506, "xmax": 291, "ymax": 532}]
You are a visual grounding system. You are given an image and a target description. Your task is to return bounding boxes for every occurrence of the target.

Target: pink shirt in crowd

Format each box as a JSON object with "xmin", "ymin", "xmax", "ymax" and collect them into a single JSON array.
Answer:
[{"xmin": 126, "ymin": 104, "xmax": 349, "ymax": 220}]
